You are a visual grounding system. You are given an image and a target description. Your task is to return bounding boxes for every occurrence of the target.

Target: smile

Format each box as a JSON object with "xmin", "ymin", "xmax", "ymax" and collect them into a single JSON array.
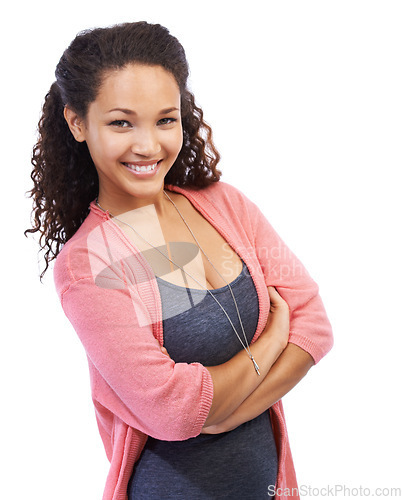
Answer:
[{"xmin": 123, "ymin": 162, "xmax": 159, "ymax": 172}]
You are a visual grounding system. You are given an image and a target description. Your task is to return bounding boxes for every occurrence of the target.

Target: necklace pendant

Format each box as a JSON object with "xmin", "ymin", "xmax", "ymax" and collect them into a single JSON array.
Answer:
[{"xmin": 250, "ymin": 355, "xmax": 261, "ymax": 376}]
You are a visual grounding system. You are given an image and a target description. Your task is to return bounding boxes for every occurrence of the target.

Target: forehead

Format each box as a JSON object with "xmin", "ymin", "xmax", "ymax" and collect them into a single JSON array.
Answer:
[{"xmin": 94, "ymin": 64, "xmax": 181, "ymax": 111}]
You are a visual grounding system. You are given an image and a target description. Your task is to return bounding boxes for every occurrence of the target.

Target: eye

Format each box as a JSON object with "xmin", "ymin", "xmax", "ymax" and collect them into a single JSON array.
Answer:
[
  {"xmin": 157, "ymin": 117, "xmax": 177, "ymax": 126},
  {"xmin": 109, "ymin": 120, "xmax": 131, "ymax": 128}
]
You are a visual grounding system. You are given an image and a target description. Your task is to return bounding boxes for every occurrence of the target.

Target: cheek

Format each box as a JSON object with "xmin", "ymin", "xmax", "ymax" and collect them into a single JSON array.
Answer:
[
  {"xmin": 168, "ymin": 126, "xmax": 184, "ymax": 155},
  {"xmin": 88, "ymin": 130, "xmax": 127, "ymax": 163}
]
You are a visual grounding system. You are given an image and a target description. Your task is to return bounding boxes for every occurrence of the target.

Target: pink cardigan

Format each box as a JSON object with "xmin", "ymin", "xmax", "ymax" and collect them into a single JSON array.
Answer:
[{"xmin": 54, "ymin": 181, "xmax": 333, "ymax": 499}]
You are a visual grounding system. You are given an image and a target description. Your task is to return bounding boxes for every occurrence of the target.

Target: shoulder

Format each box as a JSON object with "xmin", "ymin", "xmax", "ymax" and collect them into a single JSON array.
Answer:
[
  {"xmin": 169, "ymin": 181, "xmax": 259, "ymax": 217},
  {"xmin": 53, "ymin": 207, "xmax": 108, "ymax": 296},
  {"xmin": 192, "ymin": 180, "xmax": 248, "ymax": 202},
  {"xmin": 167, "ymin": 181, "xmax": 265, "ymax": 246}
]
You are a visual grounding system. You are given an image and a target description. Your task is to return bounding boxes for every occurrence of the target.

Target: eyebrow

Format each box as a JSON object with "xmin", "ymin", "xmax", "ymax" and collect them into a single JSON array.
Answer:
[{"xmin": 107, "ymin": 107, "xmax": 179, "ymax": 115}]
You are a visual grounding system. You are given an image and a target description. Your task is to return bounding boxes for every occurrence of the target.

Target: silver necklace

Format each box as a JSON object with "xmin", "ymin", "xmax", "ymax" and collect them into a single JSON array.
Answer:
[{"xmin": 95, "ymin": 193, "xmax": 260, "ymax": 375}]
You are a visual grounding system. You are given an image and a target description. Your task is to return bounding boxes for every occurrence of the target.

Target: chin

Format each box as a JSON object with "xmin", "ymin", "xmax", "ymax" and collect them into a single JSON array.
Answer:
[{"xmin": 129, "ymin": 182, "xmax": 165, "ymax": 200}]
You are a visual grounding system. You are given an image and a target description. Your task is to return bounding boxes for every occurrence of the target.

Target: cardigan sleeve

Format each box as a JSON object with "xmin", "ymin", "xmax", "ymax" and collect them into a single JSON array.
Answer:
[
  {"xmin": 203, "ymin": 182, "xmax": 334, "ymax": 365},
  {"xmin": 249, "ymin": 203, "xmax": 333, "ymax": 364},
  {"xmin": 174, "ymin": 181, "xmax": 333, "ymax": 364},
  {"xmin": 55, "ymin": 238, "xmax": 214, "ymax": 442}
]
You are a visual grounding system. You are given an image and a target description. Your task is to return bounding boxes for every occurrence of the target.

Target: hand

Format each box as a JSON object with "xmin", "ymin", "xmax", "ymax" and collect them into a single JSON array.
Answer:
[
  {"xmin": 262, "ymin": 286, "xmax": 290, "ymax": 351},
  {"xmin": 160, "ymin": 345, "xmax": 171, "ymax": 358},
  {"xmin": 201, "ymin": 422, "xmax": 228, "ymax": 434},
  {"xmin": 201, "ymin": 419, "xmax": 238, "ymax": 434}
]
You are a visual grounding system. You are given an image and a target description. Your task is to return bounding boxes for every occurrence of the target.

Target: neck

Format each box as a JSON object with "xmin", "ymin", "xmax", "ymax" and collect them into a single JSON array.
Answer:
[{"xmin": 97, "ymin": 186, "xmax": 171, "ymax": 218}]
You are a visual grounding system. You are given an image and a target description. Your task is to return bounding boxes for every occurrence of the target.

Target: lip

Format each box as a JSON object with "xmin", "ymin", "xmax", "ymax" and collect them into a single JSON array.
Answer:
[{"xmin": 122, "ymin": 159, "xmax": 162, "ymax": 177}]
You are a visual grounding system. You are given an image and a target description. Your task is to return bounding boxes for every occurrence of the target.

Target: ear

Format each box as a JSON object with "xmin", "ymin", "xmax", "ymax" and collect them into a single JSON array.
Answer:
[{"xmin": 64, "ymin": 106, "xmax": 87, "ymax": 142}]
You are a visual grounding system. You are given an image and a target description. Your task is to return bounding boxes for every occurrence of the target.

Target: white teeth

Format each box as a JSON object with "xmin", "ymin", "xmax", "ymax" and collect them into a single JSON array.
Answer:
[{"xmin": 125, "ymin": 162, "xmax": 158, "ymax": 172}]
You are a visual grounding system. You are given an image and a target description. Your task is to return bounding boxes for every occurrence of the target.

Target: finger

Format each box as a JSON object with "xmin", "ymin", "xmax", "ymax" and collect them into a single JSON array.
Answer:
[
  {"xmin": 267, "ymin": 286, "xmax": 289, "ymax": 309},
  {"xmin": 267, "ymin": 286, "xmax": 281, "ymax": 302},
  {"xmin": 160, "ymin": 346, "xmax": 171, "ymax": 358}
]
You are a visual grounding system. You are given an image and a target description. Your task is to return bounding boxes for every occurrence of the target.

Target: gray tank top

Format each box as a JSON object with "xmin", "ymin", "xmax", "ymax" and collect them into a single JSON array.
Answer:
[{"xmin": 128, "ymin": 260, "xmax": 278, "ymax": 499}]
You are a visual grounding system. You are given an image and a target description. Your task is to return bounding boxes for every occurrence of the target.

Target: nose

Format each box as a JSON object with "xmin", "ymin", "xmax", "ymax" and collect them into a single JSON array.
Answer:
[{"xmin": 130, "ymin": 127, "xmax": 161, "ymax": 157}]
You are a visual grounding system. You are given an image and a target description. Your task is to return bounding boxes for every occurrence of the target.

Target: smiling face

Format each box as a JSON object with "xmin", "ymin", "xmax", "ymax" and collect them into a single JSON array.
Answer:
[{"xmin": 64, "ymin": 64, "xmax": 183, "ymax": 213}]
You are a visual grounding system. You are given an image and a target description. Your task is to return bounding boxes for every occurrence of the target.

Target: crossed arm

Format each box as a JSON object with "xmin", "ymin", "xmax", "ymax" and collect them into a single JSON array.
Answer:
[
  {"xmin": 201, "ymin": 343, "xmax": 314, "ymax": 434},
  {"xmin": 161, "ymin": 285, "xmax": 316, "ymax": 434}
]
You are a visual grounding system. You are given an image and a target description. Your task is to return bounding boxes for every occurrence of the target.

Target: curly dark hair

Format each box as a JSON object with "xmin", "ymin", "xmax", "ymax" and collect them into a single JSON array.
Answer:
[{"xmin": 26, "ymin": 21, "xmax": 221, "ymax": 279}]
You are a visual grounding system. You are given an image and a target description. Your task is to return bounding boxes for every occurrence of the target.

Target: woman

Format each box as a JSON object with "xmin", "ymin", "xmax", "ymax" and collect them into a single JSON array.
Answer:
[{"xmin": 27, "ymin": 22, "xmax": 333, "ymax": 499}]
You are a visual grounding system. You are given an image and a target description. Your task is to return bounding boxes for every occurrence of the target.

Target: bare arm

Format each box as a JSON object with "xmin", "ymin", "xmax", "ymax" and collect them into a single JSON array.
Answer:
[
  {"xmin": 202, "ymin": 343, "xmax": 314, "ymax": 433},
  {"xmin": 162, "ymin": 287, "xmax": 290, "ymax": 427},
  {"xmin": 204, "ymin": 335, "xmax": 283, "ymax": 426}
]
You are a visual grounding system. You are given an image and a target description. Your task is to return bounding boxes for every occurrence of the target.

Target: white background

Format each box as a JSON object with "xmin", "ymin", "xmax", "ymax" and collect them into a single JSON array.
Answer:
[{"xmin": 2, "ymin": 1, "xmax": 401, "ymax": 498}]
